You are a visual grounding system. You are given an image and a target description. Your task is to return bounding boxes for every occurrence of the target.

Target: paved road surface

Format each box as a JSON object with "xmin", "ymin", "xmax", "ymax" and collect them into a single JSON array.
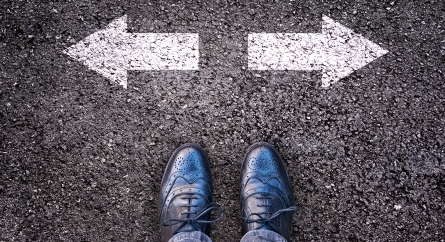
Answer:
[{"xmin": 1, "ymin": 0, "xmax": 444, "ymax": 241}]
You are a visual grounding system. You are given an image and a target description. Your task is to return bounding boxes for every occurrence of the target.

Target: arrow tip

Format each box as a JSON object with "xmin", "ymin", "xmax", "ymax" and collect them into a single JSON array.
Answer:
[
  {"xmin": 321, "ymin": 15, "xmax": 388, "ymax": 87},
  {"xmin": 63, "ymin": 15, "xmax": 129, "ymax": 88}
]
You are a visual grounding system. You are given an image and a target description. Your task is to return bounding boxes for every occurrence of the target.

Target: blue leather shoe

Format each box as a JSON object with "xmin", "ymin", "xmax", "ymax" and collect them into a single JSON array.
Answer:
[
  {"xmin": 159, "ymin": 143, "xmax": 224, "ymax": 242},
  {"xmin": 240, "ymin": 142, "xmax": 297, "ymax": 241}
]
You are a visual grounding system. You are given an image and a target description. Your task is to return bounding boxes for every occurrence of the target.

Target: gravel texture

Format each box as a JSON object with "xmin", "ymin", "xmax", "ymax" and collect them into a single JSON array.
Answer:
[{"xmin": 1, "ymin": 0, "xmax": 444, "ymax": 241}]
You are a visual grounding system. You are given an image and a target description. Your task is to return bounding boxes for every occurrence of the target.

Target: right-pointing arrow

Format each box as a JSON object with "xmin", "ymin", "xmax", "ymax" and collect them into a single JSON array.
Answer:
[{"xmin": 248, "ymin": 16, "xmax": 388, "ymax": 87}]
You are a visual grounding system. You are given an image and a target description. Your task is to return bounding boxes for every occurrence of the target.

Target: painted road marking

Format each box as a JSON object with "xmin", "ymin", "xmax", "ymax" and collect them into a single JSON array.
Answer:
[
  {"xmin": 248, "ymin": 16, "xmax": 388, "ymax": 87},
  {"xmin": 64, "ymin": 15, "xmax": 199, "ymax": 88}
]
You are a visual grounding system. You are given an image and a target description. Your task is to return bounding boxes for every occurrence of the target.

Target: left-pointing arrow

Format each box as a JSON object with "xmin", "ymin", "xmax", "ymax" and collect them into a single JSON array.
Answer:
[{"xmin": 64, "ymin": 15, "xmax": 199, "ymax": 88}]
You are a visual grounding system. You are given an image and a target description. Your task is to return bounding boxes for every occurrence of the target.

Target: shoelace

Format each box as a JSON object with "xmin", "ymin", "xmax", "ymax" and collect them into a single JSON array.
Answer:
[
  {"xmin": 163, "ymin": 199, "xmax": 224, "ymax": 234},
  {"xmin": 242, "ymin": 193, "xmax": 298, "ymax": 232}
]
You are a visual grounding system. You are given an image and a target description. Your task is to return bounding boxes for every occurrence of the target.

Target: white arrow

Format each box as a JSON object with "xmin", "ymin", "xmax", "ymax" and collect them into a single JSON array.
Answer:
[
  {"xmin": 248, "ymin": 16, "xmax": 388, "ymax": 87},
  {"xmin": 64, "ymin": 15, "xmax": 199, "ymax": 88}
]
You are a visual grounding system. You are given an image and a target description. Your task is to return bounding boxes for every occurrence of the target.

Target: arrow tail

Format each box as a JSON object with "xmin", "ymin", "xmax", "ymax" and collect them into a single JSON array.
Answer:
[
  {"xmin": 248, "ymin": 33, "xmax": 325, "ymax": 70},
  {"xmin": 128, "ymin": 33, "xmax": 199, "ymax": 70}
]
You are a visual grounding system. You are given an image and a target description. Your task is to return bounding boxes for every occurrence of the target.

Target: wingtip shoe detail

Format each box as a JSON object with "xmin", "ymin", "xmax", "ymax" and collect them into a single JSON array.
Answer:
[
  {"xmin": 240, "ymin": 142, "xmax": 297, "ymax": 241},
  {"xmin": 159, "ymin": 144, "xmax": 224, "ymax": 242}
]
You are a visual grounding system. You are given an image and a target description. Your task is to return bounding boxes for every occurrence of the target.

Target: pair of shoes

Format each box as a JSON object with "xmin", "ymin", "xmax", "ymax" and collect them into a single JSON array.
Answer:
[{"xmin": 158, "ymin": 142, "xmax": 297, "ymax": 242}]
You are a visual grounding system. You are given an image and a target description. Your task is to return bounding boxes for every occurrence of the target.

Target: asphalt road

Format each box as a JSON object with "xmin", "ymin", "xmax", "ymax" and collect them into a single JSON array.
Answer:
[{"xmin": 1, "ymin": 0, "xmax": 444, "ymax": 241}]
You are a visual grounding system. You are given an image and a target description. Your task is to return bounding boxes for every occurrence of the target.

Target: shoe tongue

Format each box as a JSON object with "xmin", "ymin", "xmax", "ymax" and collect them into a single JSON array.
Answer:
[
  {"xmin": 169, "ymin": 193, "xmax": 201, "ymax": 234},
  {"xmin": 242, "ymin": 179, "xmax": 287, "ymax": 227},
  {"xmin": 169, "ymin": 185, "xmax": 208, "ymax": 234},
  {"xmin": 245, "ymin": 193, "xmax": 277, "ymax": 214}
]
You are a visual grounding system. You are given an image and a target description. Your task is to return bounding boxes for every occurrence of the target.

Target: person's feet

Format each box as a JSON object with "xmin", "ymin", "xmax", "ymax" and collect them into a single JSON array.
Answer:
[
  {"xmin": 240, "ymin": 142, "xmax": 297, "ymax": 241},
  {"xmin": 158, "ymin": 143, "xmax": 224, "ymax": 242}
]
